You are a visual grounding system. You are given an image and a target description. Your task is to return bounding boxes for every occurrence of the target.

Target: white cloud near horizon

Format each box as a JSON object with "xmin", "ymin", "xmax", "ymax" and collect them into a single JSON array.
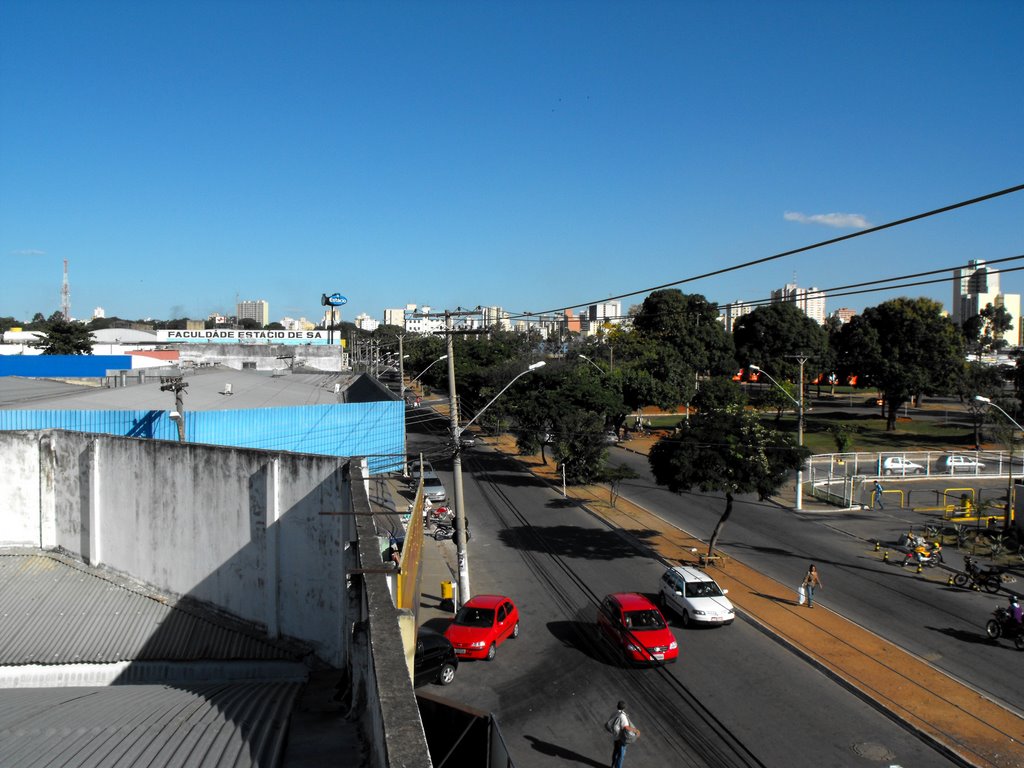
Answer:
[
  {"xmin": 784, "ymin": 211, "xmax": 871, "ymax": 229},
  {"xmin": 10, "ymin": 249, "xmax": 47, "ymax": 256}
]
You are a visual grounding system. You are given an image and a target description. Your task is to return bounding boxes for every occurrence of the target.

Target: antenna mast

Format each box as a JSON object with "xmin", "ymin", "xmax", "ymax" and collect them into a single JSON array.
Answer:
[{"xmin": 61, "ymin": 259, "xmax": 71, "ymax": 320}]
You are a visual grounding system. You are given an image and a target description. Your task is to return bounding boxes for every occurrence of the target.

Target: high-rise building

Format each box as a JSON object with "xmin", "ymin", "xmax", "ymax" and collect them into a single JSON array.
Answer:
[
  {"xmin": 481, "ymin": 306, "xmax": 511, "ymax": 330},
  {"xmin": 831, "ymin": 308, "xmax": 856, "ymax": 325},
  {"xmin": 770, "ymin": 283, "xmax": 826, "ymax": 325},
  {"xmin": 954, "ymin": 260, "xmax": 1022, "ymax": 346},
  {"xmin": 383, "ymin": 308, "xmax": 406, "ymax": 328},
  {"xmin": 237, "ymin": 300, "xmax": 269, "ymax": 327},
  {"xmin": 404, "ymin": 305, "xmax": 445, "ymax": 336},
  {"xmin": 355, "ymin": 313, "xmax": 380, "ymax": 332},
  {"xmin": 719, "ymin": 300, "xmax": 755, "ymax": 333},
  {"xmin": 583, "ymin": 301, "xmax": 621, "ymax": 336}
]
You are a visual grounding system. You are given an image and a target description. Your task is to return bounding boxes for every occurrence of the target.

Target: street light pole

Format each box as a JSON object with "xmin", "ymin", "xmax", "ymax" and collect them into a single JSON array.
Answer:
[
  {"xmin": 449, "ymin": 357, "xmax": 546, "ymax": 606},
  {"xmin": 974, "ymin": 395, "xmax": 1020, "ymax": 527},
  {"xmin": 750, "ymin": 363, "xmax": 804, "ymax": 510},
  {"xmin": 578, "ymin": 354, "xmax": 605, "ymax": 375}
]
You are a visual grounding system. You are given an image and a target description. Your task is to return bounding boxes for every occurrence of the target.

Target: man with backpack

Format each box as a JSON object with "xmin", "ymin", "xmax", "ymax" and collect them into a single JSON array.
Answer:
[{"xmin": 605, "ymin": 700, "xmax": 639, "ymax": 767}]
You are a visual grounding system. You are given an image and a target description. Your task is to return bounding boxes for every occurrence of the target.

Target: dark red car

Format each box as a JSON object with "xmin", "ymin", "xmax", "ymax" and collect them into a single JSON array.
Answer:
[
  {"xmin": 444, "ymin": 595, "xmax": 520, "ymax": 660},
  {"xmin": 597, "ymin": 592, "xmax": 678, "ymax": 664}
]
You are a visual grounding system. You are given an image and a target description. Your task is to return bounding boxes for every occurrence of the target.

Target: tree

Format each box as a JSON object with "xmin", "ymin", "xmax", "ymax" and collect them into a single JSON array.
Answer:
[
  {"xmin": 601, "ymin": 463, "xmax": 640, "ymax": 508},
  {"xmin": 631, "ymin": 290, "xmax": 735, "ymax": 375},
  {"xmin": 648, "ymin": 405, "xmax": 808, "ymax": 557},
  {"xmin": 29, "ymin": 318, "xmax": 94, "ymax": 355},
  {"xmin": 835, "ymin": 297, "xmax": 963, "ymax": 431},
  {"xmin": 964, "ymin": 303, "xmax": 1014, "ymax": 359},
  {"xmin": 959, "ymin": 361, "xmax": 1009, "ymax": 446},
  {"xmin": 733, "ymin": 302, "xmax": 829, "ymax": 387}
]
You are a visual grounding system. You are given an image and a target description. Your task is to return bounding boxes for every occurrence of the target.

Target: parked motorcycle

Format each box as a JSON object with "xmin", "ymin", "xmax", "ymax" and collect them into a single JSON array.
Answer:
[
  {"xmin": 432, "ymin": 522, "xmax": 471, "ymax": 542},
  {"xmin": 985, "ymin": 606, "xmax": 1024, "ymax": 650},
  {"xmin": 428, "ymin": 506, "xmax": 454, "ymax": 526},
  {"xmin": 953, "ymin": 555, "xmax": 1002, "ymax": 593},
  {"xmin": 902, "ymin": 540, "xmax": 943, "ymax": 567}
]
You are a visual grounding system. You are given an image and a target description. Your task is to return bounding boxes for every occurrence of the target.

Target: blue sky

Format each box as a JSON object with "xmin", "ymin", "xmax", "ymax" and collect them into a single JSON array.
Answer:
[{"xmin": 2, "ymin": 0, "xmax": 1022, "ymax": 325}]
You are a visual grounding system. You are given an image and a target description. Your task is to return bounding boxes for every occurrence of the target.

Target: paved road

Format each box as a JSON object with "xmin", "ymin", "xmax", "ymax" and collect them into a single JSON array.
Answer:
[
  {"xmin": 606, "ymin": 447, "xmax": 1024, "ymax": 716},
  {"xmin": 416, "ymin": 443, "xmax": 970, "ymax": 768}
]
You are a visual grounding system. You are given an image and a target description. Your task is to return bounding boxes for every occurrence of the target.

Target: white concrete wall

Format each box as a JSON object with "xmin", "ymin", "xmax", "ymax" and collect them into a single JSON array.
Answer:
[{"xmin": 0, "ymin": 429, "xmax": 354, "ymax": 667}]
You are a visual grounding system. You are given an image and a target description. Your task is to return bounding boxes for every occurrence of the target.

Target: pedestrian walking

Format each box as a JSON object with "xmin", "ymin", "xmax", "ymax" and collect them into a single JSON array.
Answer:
[
  {"xmin": 873, "ymin": 480, "xmax": 885, "ymax": 510},
  {"xmin": 802, "ymin": 564, "xmax": 822, "ymax": 608},
  {"xmin": 605, "ymin": 700, "xmax": 639, "ymax": 768}
]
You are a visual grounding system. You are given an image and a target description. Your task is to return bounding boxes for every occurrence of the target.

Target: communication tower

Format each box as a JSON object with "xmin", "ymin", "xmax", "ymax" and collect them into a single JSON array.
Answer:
[{"xmin": 61, "ymin": 259, "xmax": 71, "ymax": 320}]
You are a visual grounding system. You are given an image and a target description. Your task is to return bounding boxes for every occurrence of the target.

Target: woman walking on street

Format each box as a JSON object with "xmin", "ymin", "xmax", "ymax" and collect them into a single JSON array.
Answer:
[{"xmin": 802, "ymin": 564, "xmax": 822, "ymax": 608}]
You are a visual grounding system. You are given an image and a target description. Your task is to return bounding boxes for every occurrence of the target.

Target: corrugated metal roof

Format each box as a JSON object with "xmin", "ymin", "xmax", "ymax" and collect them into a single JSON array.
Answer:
[
  {"xmin": 0, "ymin": 681, "xmax": 301, "ymax": 768},
  {"xmin": 0, "ymin": 552, "xmax": 307, "ymax": 666}
]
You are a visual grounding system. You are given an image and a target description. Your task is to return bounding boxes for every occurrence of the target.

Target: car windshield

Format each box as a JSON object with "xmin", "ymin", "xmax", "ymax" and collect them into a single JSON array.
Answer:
[
  {"xmin": 424, "ymin": 478, "xmax": 444, "ymax": 488},
  {"xmin": 623, "ymin": 609, "xmax": 665, "ymax": 629},
  {"xmin": 454, "ymin": 606, "xmax": 494, "ymax": 627},
  {"xmin": 685, "ymin": 582, "xmax": 724, "ymax": 598}
]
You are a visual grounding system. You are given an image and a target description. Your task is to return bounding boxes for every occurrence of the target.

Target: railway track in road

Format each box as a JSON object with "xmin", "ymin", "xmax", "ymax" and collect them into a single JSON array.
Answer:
[
  {"xmin": 463, "ymin": 452, "xmax": 769, "ymax": 768},
  {"xmin": 474, "ymin": 438, "xmax": 1024, "ymax": 768}
]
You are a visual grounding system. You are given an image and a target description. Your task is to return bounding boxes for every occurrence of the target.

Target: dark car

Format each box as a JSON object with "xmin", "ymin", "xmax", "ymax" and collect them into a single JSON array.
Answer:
[{"xmin": 414, "ymin": 629, "xmax": 458, "ymax": 686}]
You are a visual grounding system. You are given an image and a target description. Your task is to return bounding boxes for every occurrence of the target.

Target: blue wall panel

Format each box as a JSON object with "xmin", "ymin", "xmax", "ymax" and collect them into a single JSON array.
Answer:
[
  {"xmin": 0, "ymin": 356, "xmax": 134, "ymax": 378},
  {"xmin": 0, "ymin": 401, "xmax": 404, "ymax": 474}
]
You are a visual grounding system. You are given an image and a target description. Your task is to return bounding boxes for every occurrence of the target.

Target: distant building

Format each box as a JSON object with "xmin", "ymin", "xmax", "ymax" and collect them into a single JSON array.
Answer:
[
  {"xmin": 93, "ymin": 307, "xmax": 105, "ymax": 319},
  {"xmin": 954, "ymin": 260, "xmax": 1022, "ymax": 346},
  {"xmin": 237, "ymin": 300, "xmax": 269, "ymax": 327},
  {"xmin": 383, "ymin": 308, "xmax": 406, "ymax": 328},
  {"xmin": 719, "ymin": 300, "xmax": 755, "ymax": 333},
  {"xmin": 771, "ymin": 283, "xmax": 826, "ymax": 325},
  {"xmin": 404, "ymin": 305, "xmax": 444, "ymax": 336},
  {"xmin": 321, "ymin": 308, "xmax": 342, "ymax": 328},
  {"xmin": 481, "ymin": 306, "xmax": 511, "ymax": 330},
  {"xmin": 354, "ymin": 313, "xmax": 380, "ymax": 332},
  {"xmin": 831, "ymin": 308, "xmax": 856, "ymax": 324},
  {"xmin": 208, "ymin": 313, "xmax": 230, "ymax": 325},
  {"xmin": 583, "ymin": 301, "xmax": 621, "ymax": 336},
  {"xmin": 280, "ymin": 316, "xmax": 316, "ymax": 332}
]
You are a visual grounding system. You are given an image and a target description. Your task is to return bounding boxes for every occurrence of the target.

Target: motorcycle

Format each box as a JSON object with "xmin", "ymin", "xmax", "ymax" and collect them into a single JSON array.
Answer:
[
  {"xmin": 985, "ymin": 607, "xmax": 1024, "ymax": 651},
  {"xmin": 433, "ymin": 522, "xmax": 471, "ymax": 542},
  {"xmin": 427, "ymin": 506, "xmax": 454, "ymax": 526},
  {"xmin": 902, "ymin": 540, "xmax": 942, "ymax": 567},
  {"xmin": 953, "ymin": 556, "xmax": 1002, "ymax": 593}
]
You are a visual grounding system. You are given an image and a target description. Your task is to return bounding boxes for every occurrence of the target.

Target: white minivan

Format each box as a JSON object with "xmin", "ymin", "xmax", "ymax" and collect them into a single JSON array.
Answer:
[{"xmin": 658, "ymin": 566, "xmax": 735, "ymax": 627}]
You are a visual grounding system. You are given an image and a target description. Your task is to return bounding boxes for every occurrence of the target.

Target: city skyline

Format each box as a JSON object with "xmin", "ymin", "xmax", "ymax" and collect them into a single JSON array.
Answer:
[{"xmin": 2, "ymin": 3, "xmax": 1022, "ymax": 325}]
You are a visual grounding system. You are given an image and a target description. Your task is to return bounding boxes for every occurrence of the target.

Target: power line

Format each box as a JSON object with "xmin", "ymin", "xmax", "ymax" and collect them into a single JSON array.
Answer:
[{"xmin": 504, "ymin": 183, "xmax": 1024, "ymax": 320}]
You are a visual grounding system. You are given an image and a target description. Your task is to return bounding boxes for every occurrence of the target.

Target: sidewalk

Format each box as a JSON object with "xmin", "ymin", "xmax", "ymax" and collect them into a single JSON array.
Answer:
[{"xmin": 408, "ymin": 432, "xmax": 1024, "ymax": 768}]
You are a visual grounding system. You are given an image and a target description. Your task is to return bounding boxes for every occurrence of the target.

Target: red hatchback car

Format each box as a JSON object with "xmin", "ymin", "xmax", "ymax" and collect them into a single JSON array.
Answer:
[
  {"xmin": 444, "ymin": 595, "xmax": 520, "ymax": 660},
  {"xmin": 597, "ymin": 592, "xmax": 678, "ymax": 664}
]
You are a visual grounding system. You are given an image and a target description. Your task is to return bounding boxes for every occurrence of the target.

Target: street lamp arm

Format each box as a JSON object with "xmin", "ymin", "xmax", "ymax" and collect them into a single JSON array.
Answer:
[
  {"xmin": 749, "ymin": 364, "xmax": 800, "ymax": 408},
  {"xmin": 410, "ymin": 354, "xmax": 448, "ymax": 384},
  {"xmin": 975, "ymin": 395, "xmax": 1024, "ymax": 432},
  {"xmin": 459, "ymin": 361, "xmax": 546, "ymax": 434},
  {"xmin": 578, "ymin": 354, "xmax": 604, "ymax": 375}
]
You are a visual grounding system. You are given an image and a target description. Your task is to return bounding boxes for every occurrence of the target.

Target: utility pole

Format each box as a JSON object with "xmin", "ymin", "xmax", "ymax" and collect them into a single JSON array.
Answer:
[
  {"xmin": 160, "ymin": 375, "xmax": 189, "ymax": 443},
  {"xmin": 787, "ymin": 354, "xmax": 809, "ymax": 510},
  {"xmin": 445, "ymin": 311, "xmax": 471, "ymax": 603}
]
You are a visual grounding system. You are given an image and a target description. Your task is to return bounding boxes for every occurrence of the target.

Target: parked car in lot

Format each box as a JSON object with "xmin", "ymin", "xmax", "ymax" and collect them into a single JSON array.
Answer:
[
  {"xmin": 597, "ymin": 592, "xmax": 678, "ymax": 664},
  {"xmin": 444, "ymin": 595, "xmax": 520, "ymax": 660},
  {"xmin": 942, "ymin": 455, "xmax": 985, "ymax": 473},
  {"xmin": 657, "ymin": 566, "xmax": 735, "ymax": 627},
  {"xmin": 882, "ymin": 456, "xmax": 925, "ymax": 475},
  {"xmin": 414, "ymin": 628, "xmax": 458, "ymax": 686}
]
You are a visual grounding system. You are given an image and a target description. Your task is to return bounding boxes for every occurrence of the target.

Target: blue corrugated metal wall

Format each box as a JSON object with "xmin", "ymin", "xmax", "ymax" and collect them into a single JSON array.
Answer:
[
  {"xmin": 0, "ymin": 356, "xmax": 135, "ymax": 377},
  {"xmin": 0, "ymin": 402, "xmax": 404, "ymax": 474}
]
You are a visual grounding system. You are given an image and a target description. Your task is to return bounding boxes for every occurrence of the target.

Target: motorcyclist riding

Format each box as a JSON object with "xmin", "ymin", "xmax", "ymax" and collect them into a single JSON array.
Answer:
[{"xmin": 1010, "ymin": 595, "xmax": 1023, "ymax": 627}]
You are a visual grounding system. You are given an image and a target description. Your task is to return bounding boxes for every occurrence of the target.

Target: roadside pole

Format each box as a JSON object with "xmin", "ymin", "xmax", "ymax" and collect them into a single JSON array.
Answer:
[{"xmin": 446, "ymin": 312, "xmax": 471, "ymax": 604}]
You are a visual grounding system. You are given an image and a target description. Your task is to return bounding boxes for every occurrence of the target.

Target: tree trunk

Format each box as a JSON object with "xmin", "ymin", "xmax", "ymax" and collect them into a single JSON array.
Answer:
[
  {"xmin": 886, "ymin": 400, "xmax": 898, "ymax": 432},
  {"xmin": 707, "ymin": 491, "xmax": 734, "ymax": 557}
]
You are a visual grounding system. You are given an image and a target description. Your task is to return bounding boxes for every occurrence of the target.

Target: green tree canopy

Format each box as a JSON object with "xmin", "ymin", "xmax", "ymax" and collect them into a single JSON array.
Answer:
[
  {"xmin": 632, "ymin": 290, "xmax": 735, "ymax": 375},
  {"xmin": 648, "ymin": 405, "xmax": 808, "ymax": 556},
  {"xmin": 29, "ymin": 318, "xmax": 94, "ymax": 355},
  {"xmin": 835, "ymin": 297, "xmax": 963, "ymax": 431},
  {"xmin": 732, "ymin": 302, "xmax": 829, "ymax": 384}
]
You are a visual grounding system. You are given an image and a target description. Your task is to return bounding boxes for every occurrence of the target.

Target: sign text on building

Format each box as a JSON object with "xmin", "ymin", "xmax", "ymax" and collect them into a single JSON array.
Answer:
[{"xmin": 157, "ymin": 329, "xmax": 329, "ymax": 343}]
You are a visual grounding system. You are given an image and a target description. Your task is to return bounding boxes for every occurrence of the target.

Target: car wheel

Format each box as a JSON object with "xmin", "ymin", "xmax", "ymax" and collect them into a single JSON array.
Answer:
[
  {"xmin": 986, "ymin": 619, "xmax": 1002, "ymax": 640},
  {"xmin": 511, "ymin": 621, "xmax": 520, "ymax": 639},
  {"xmin": 680, "ymin": 610, "xmax": 691, "ymax": 628},
  {"xmin": 438, "ymin": 663, "xmax": 456, "ymax": 685},
  {"xmin": 486, "ymin": 643, "xmax": 496, "ymax": 661}
]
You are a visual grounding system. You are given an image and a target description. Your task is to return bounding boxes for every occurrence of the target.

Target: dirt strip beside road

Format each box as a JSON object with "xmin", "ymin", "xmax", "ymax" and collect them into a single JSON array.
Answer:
[{"xmin": 486, "ymin": 434, "xmax": 1024, "ymax": 768}]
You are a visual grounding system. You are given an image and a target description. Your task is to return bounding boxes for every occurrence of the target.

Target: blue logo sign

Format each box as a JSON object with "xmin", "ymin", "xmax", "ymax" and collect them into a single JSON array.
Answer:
[{"xmin": 322, "ymin": 293, "xmax": 348, "ymax": 307}]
